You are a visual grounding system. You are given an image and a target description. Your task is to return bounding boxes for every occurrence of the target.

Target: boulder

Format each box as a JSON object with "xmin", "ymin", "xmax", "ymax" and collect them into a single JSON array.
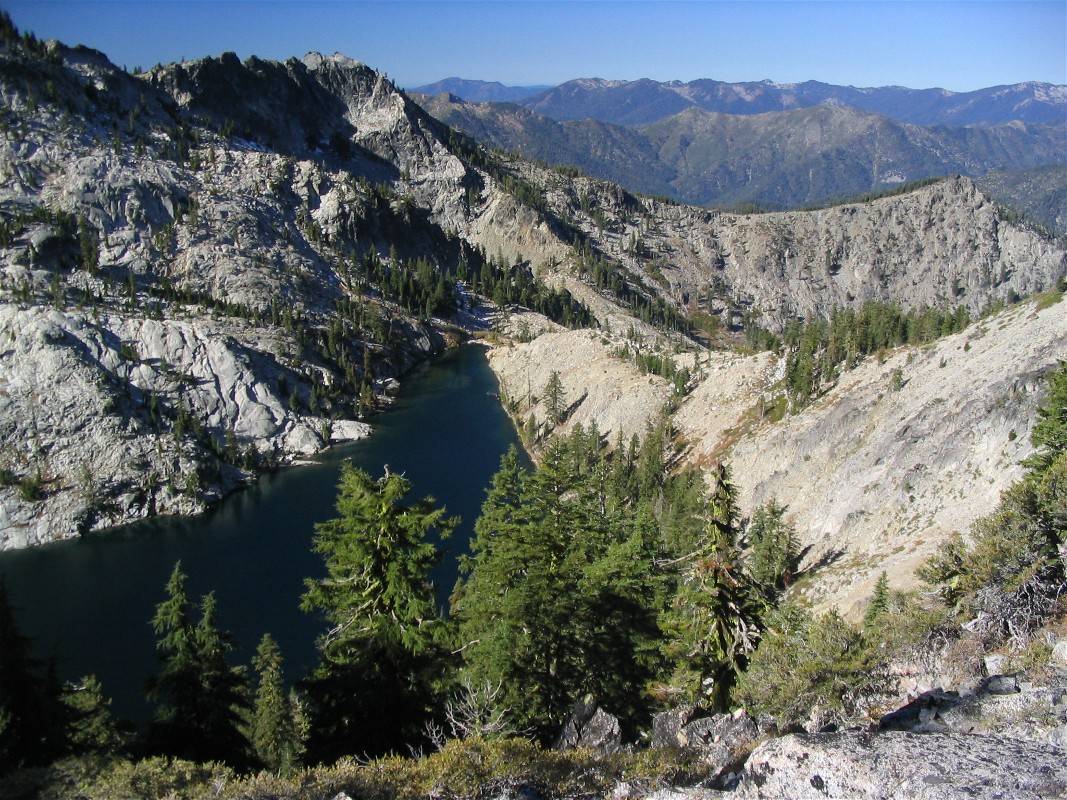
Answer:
[
  {"xmin": 1051, "ymin": 640, "xmax": 1067, "ymax": 668},
  {"xmin": 879, "ymin": 689, "xmax": 961, "ymax": 733},
  {"xmin": 984, "ymin": 674, "xmax": 1020, "ymax": 695},
  {"xmin": 679, "ymin": 710, "xmax": 759, "ymax": 753},
  {"xmin": 651, "ymin": 705, "xmax": 697, "ymax": 749},
  {"xmin": 675, "ymin": 710, "xmax": 760, "ymax": 776},
  {"xmin": 554, "ymin": 695, "xmax": 622, "ymax": 753},
  {"xmin": 983, "ymin": 653, "xmax": 1008, "ymax": 676}
]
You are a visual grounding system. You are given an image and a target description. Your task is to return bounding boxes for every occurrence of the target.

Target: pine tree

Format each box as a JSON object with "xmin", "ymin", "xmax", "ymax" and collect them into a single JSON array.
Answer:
[
  {"xmin": 301, "ymin": 463, "xmax": 454, "ymax": 759},
  {"xmin": 456, "ymin": 441, "xmax": 665, "ymax": 738},
  {"xmin": 863, "ymin": 572, "xmax": 891, "ymax": 631},
  {"xmin": 544, "ymin": 370, "xmax": 565, "ymax": 425},
  {"xmin": 706, "ymin": 462, "xmax": 740, "ymax": 547},
  {"xmin": 1026, "ymin": 362, "xmax": 1067, "ymax": 472},
  {"xmin": 250, "ymin": 634, "xmax": 306, "ymax": 775},
  {"xmin": 77, "ymin": 215, "xmax": 99, "ymax": 273},
  {"xmin": 635, "ymin": 419, "xmax": 667, "ymax": 499},
  {"xmin": 748, "ymin": 499, "xmax": 798, "ymax": 590},
  {"xmin": 146, "ymin": 563, "xmax": 248, "ymax": 764},
  {"xmin": 661, "ymin": 468, "xmax": 765, "ymax": 710},
  {"xmin": 146, "ymin": 562, "xmax": 198, "ymax": 753},
  {"xmin": 192, "ymin": 593, "xmax": 249, "ymax": 763}
]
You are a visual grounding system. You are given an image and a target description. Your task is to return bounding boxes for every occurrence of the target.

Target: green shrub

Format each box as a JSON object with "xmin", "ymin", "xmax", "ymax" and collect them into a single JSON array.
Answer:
[
  {"xmin": 13, "ymin": 740, "xmax": 710, "ymax": 800},
  {"xmin": 734, "ymin": 604, "xmax": 893, "ymax": 730},
  {"xmin": 16, "ymin": 472, "xmax": 43, "ymax": 502}
]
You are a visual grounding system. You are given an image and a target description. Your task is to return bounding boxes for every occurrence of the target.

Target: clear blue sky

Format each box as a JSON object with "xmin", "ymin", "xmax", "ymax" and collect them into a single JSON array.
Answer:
[{"xmin": 6, "ymin": 1, "xmax": 1066, "ymax": 91}]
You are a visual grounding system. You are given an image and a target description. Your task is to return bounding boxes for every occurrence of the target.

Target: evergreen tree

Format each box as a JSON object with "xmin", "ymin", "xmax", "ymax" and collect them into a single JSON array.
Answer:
[
  {"xmin": 456, "ymin": 440, "xmax": 665, "ymax": 738},
  {"xmin": 705, "ymin": 462, "xmax": 740, "ymax": 547},
  {"xmin": 301, "ymin": 464, "xmax": 454, "ymax": 759},
  {"xmin": 192, "ymin": 593, "xmax": 250, "ymax": 763},
  {"xmin": 146, "ymin": 563, "xmax": 248, "ymax": 764},
  {"xmin": 635, "ymin": 419, "xmax": 667, "ymax": 500},
  {"xmin": 250, "ymin": 634, "xmax": 306, "ymax": 775},
  {"xmin": 661, "ymin": 467, "xmax": 764, "ymax": 710},
  {"xmin": 747, "ymin": 499, "xmax": 798, "ymax": 590},
  {"xmin": 0, "ymin": 580, "xmax": 64, "ymax": 773},
  {"xmin": 544, "ymin": 370, "xmax": 565, "ymax": 425},
  {"xmin": 63, "ymin": 675, "xmax": 120, "ymax": 755},
  {"xmin": 1026, "ymin": 361, "xmax": 1067, "ymax": 472},
  {"xmin": 863, "ymin": 572, "xmax": 891, "ymax": 631}
]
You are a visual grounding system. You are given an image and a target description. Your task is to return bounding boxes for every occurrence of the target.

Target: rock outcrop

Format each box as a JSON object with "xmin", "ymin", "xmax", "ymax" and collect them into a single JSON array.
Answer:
[{"xmin": 733, "ymin": 730, "xmax": 1067, "ymax": 799}]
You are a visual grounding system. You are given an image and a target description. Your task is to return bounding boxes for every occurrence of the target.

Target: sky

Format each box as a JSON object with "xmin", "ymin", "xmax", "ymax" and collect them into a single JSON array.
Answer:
[{"xmin": 5, "ymin": 1, "xmax": 1066, "ymax": 92}]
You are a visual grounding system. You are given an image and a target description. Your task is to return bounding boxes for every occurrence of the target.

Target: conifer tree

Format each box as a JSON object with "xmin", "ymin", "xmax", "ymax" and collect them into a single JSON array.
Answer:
[
  {"xmin": 146, "ymin": 563, "xmax": 248, "ymax": 764},
  {"xmin": 456, "ymin": 440, "xmax": 665, "ymax": 737},
  {"xmin": 544, "ymin": 370, "xmax": 565, "ymax": 425},
  {"xmin": 192, "ymin": 593, "xmax": 249, "ymax": 762},
  {"xmin": 63, "ymin": 675, "xmax": 120, "ymax": 755},
  {"xmin": 1026, "ymin": 361, "xmax": 1067, "ymax": 472},
  {"xmin": 250, "ymin": 634, "xmax": 306, "ymax": 775},
  {"xmin": 301, "ymin": 463, "xmax": 454, "ymax": 759},
  {"xmin": 0, "ymin": 580, "xmax": 64, "ymax": 773},
  {"xmin": 748, "ymin": 498, "xmax": 798, "ymax": 590},
  {"xmin": 661, "ymin": 466, "xmax": 765, "ymax": 710},
  {"xmin": 863, "ymin": 572, "xmax": 891, "ymax": 631}
]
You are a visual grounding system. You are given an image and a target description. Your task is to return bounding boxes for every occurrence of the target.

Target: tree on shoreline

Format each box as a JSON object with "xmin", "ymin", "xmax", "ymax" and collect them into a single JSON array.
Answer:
[{"xmin": 301, "ymin": 463, "xmax": 455, "ymax": 760}]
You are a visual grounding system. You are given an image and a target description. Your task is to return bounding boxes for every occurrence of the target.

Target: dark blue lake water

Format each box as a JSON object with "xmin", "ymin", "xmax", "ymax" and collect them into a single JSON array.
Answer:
[{"xmin": 0, "ymin": 344, "xmax": 528, "ymax": 721}]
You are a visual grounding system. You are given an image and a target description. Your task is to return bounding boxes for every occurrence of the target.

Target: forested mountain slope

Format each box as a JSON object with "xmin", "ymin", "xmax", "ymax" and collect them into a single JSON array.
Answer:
[
  {"xmin": 521, "ymin": 75, "xmax": 1067, "ymax": 127},
  {"xmin": 419, "ymin": 92, "xmax": 1067, "ymax": 208}
]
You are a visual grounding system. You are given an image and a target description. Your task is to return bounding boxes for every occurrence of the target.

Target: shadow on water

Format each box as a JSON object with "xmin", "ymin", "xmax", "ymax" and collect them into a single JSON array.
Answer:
[{"xmin": 0, "ymin": 344, "xmax": 529, "ymax": 722}]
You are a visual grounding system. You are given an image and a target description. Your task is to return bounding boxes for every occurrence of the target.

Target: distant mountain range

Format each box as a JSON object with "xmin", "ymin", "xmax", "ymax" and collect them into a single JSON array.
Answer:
[
  {"xmin": 416, "ymin": 92, "xmax": 1067, "ymax": 210},
  {"xmin": 414, "ymin": 76, "xmax": 1067, "ymax": 127},
  {"xmin": 976, "ymin": 163, "xmax": 1067, "ymax": 237},
  {"xmin": 408, "ymin": 77, "xmax": 550, "ymax": 103}
]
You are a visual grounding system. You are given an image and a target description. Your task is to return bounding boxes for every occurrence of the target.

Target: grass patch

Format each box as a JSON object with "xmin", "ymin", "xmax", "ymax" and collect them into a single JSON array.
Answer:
[
  {"xmin": 1034, "ymin": 289, "xmax": 1064, "ymax": 311},
  {"xmin": 4, "ymin": 739, "xmax": 713, "ymax": 800}
]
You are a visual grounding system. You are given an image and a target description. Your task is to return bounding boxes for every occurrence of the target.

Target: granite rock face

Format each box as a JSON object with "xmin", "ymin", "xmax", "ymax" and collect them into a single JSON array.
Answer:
[
  {"xmin": 0, "ymin": 304, "xmax": 372, "ymax": 548},
  {"xmin": 733, "ymin": 730, "xmax": 1067, "ymax": 800}
]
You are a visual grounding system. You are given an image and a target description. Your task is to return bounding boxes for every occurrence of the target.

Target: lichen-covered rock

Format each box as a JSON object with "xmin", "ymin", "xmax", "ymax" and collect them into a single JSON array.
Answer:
[
  {"xmin": 734, "ymin": 730, "xmax": 1067, "ymax": 799},
  {"xmin": 651, "ymin": 705, "xmax": 697, "ymax": 749},
  {"xmin": 554, "ymin": 695, "xmax": 623, "ymax": 754}
]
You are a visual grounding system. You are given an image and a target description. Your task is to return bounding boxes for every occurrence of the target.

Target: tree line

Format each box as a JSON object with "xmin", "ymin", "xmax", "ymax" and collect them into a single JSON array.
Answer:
[{"xmin": 747, "ymin": 300, "xmax": 973, "ymax": 409}]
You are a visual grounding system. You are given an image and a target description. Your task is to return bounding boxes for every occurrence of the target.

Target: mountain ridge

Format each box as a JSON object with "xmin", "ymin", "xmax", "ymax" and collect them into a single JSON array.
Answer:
[
  {"xmin": 418, "ymin": 91, "xmax": 1067, "ymax": 209},
  {"xmin": 1, "ymin": 31, "xmax": 1065, "ymax": 549},
  {"xmin": 408, "ymin": 76, "xmax": 551, "ymax": 103},
  {"xmin": 520, "ymin": 75, "xmax": 1067, "ymax": 126}
]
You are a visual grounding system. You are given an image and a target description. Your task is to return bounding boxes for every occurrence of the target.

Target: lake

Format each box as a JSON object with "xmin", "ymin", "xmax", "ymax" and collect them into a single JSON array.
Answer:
[{"xmin": 0, "ymin": 344, "xmax": 528, "ymax": 721}]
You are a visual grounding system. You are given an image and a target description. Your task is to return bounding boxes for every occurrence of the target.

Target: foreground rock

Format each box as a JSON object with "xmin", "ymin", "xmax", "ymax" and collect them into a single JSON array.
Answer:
[
  {"xmin": 554, "ymin": 695, "xmax": 623, "ymax": 754},
  {"xmin": 733, "ymin": 730, "xmax": 1067, "ymax": 799}
]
